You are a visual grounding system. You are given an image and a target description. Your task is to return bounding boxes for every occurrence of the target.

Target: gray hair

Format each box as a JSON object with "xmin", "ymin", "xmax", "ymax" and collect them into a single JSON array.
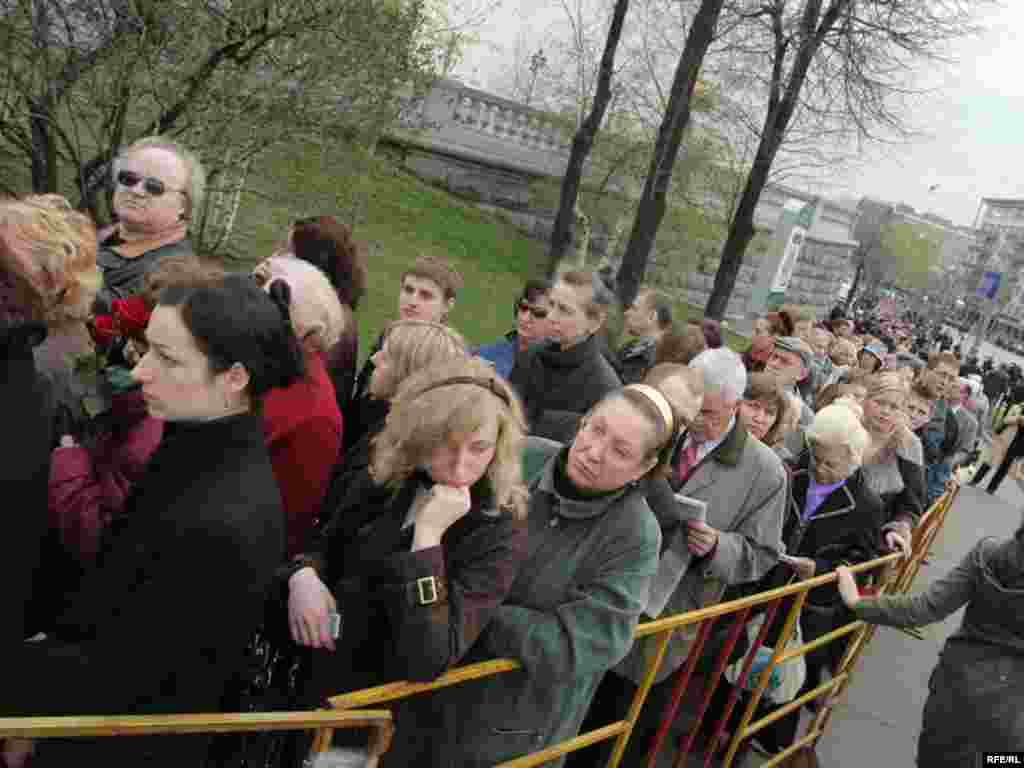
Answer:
[
  {"xmin": 806, "ymin": 401, "xmax": 870, "ymax": 465},
  {"xmin": 689, "ymin": 346, "xmax": 747, "ymax": 403},
  {"xmin": 113, "ymin": 136, "xmax": 206, "ymax": 223}
]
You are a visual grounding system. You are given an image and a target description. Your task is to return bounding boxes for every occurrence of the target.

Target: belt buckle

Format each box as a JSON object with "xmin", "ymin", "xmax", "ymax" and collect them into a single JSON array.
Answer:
[{"xmin": 416, "ymin": 576, "xmax": 439, "ymax": 605}]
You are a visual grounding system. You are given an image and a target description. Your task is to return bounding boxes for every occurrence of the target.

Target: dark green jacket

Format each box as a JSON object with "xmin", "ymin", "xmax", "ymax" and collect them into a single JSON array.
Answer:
[{"xmin": 432, "ymin": 436, "xmax": 660, "ymax": 767}]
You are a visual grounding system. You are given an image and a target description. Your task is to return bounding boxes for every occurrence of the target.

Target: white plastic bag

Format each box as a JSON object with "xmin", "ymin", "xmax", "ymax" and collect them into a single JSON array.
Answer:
[{"xmin": 724, "ymin": 613, "xmax": 806, "ymax": 705}]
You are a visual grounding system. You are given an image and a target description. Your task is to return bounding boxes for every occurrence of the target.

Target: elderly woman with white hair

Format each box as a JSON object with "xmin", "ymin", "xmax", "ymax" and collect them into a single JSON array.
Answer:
[
  {"xmin": 253, "ymin": 255, "xmax": 345, "ymax": 556},
  {"xmin": 725, "ymin": 400, "xmax": 887, "ymax": 756}
]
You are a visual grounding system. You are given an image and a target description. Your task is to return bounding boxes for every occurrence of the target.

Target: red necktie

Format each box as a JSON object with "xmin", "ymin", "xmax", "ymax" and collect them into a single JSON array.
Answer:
[{"xmin": 675, "ymin": 440, "xmax": 700, "ymax": 485}]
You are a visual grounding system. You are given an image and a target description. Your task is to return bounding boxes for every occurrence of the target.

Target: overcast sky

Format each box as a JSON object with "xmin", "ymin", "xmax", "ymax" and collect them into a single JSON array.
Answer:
[{"xmin": 455, "ymin": 2, "xmax": 1023, "ymax": 228}]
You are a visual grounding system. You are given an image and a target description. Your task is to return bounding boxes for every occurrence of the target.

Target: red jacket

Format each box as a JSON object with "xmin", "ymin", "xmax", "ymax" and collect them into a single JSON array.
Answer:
[
  {"xmin": 48, "ymin": 390, "xmax": 164, "ymax": 565},
  {"xmin": 263, "ymin": 351, "xmax": 342, "ymax": 556}
]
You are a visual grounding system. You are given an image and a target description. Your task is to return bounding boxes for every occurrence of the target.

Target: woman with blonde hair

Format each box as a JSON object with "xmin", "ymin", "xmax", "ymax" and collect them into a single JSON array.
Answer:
[
  {"xmin": 859, "ymin": 373, "xmax": 934, "ymax": 556},
  {"xmin": 8, "ymin": 196, "xmax": 101, "ymax": 428},
  {"xmin": 341, "ymin": 319, "xmax": 468, "ymax": 464},
  {"xmin": 282, "ymin": 356, "xmax": 529, "ymax": 765},
  {"xmin": 1, "ymin": 195, "xmax": 96, "ymax": 650},
  {"xmin": 317, "ymin": 320, "xmax": 469, "ymax": 525}
]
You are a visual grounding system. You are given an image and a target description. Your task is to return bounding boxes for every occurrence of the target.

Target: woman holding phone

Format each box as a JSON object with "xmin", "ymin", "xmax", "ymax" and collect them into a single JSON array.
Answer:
[{"xmin": 281, "ymin": 356, "xmax": 529, "ymax": 765}]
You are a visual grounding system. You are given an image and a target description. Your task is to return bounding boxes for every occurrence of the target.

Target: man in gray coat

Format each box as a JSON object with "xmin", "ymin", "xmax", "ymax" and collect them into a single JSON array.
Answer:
[{"xmin": 571, "ymin": 347, "xmax": 787, "ymax": 766}]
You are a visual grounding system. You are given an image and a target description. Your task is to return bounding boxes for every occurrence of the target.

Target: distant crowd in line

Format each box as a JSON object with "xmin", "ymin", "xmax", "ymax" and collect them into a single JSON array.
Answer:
[{"xmin": 2, "ymin": 135, "xmax": 1022, "ymax": 768}]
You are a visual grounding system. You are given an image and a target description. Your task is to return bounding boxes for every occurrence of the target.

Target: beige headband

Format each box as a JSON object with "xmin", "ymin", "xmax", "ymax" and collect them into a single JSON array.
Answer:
[{"xmin": 624, "ymin": 384, "xmax": 675, "ymax": 436}]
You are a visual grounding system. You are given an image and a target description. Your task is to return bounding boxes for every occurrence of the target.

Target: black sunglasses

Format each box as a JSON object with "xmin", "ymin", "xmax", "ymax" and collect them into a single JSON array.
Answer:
[
  {"xmin": 116, "ymin": 170, "xmax": 185, "ymax": 198},
  {"xmin": 516, "ymin": 300, "xmax": 548, "ymax": 320}
]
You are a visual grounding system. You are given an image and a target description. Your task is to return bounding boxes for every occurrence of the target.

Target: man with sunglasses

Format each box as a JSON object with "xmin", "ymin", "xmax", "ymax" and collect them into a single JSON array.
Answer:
[
  {"xmin": 94, "ymin": 136, "xmax": 204, "ymax": 313},
  {"xmin": 618, "ymin": 288, "xmax": 672, "ymax": 384},
  {"xmin": 476, "ymin": 279, "xmax": 551, "ymax": 378}
]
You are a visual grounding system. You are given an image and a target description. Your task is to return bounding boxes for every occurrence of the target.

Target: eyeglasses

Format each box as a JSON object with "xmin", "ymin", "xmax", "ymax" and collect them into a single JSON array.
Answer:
[
  {"xmin": 516, "ymin": 300, "xmax": 548, "ymax": 320},
  {"xmin": 116, "ymin": 170, "xmax": 185, "ymax": 198}
]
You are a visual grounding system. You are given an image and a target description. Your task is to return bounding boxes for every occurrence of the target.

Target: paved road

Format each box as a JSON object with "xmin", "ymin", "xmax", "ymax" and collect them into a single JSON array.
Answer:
[
  {"xmin": 816, "ymin": 478, "xmax": 1023, "ymax": 767},
  {"xmin": 652, "ymin": 474, "xmax": 1021, "ymax": 768}
]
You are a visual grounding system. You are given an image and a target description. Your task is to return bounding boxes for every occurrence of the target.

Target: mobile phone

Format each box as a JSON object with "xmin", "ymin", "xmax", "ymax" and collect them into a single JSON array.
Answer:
[
  {"xmin": 328, "ymin": 611, "xmax": 342, "ymax": 640},
  {"xmin": 672, "ymin": 493, "xmax": 708, "ymax": 524}
]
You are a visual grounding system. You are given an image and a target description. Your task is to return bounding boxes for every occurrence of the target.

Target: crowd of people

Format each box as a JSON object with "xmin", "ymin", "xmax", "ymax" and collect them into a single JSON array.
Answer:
[{"xmin": 2, "ymin": 135, "xmax": 1023, "ymax": 768}]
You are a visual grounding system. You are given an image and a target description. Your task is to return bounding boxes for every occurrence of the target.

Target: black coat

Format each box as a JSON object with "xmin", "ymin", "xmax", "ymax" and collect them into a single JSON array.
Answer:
[
  {"xmin": 0, "ymin": 322, "xmax": 54, "ymax": 649},
  {"xmin": 295, "ymin": 468, "xmax": 527, "ymax": 767},
  {"xmin": 0, "ymin": 412, "xmax": 286, "ymax": 767},
  {"xmin": 509, "ymin": 335, "xmax": 622, "ymax": 442}
]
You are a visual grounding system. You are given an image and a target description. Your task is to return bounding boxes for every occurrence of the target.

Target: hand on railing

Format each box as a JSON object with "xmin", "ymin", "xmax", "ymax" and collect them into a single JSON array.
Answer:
[
  {"xmin": 778, "ymin": 554, "xmax": 817, "ymax": 581},
  {"xmin": 884, "ymin": 529, "xmax": 911, "ymax": 558},
  {"xmin": 835, "ymin": 566, "xmax": 862, "ymax": 608}
]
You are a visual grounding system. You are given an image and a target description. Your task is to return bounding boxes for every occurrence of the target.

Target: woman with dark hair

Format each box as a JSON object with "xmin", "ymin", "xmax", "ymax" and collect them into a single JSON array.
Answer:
[
  {"xmin": 836, "ymin": 527, "xmax": 1024, "ymax": 767},
  {"xmin": 738, "ymin": 372, "xmax": 790, "ymax": 451},
  {"xmin": 0, "ymin": 274, "xmax": 301, "ymax": 768},
  {"xmin": 697, "ymin": 317, "xmax": 723, "ymax": 349},
  {"xmin": 476, "ymin": 279, "xmax": 550, "ymax": 378},
  {"xmin": 655, "ymin": 323, "xmax": 707, "ymax": 366},
  {"xmin": 288, "ymin": 216, "xmax": 366, "ymax": 416}
]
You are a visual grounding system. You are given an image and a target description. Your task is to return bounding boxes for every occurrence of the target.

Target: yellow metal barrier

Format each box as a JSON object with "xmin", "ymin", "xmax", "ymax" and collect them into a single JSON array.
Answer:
[
  {"xmin": 0, "ymin": 709, "xmax": 395, "ymax": 762},
  {"xmin": 0, "ymin": 485, "xmax": 958, "ymax": 768}
]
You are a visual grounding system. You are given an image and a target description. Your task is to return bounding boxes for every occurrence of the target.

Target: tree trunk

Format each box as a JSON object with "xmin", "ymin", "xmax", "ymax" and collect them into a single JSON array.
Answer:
[
  {"xmin": 28, "ymin": 105, "xmax": 58, "ymax": 194},
  {"xmin": 615, "ymin": 0, "xmax": 726, "ymax": 307},
  {"xmin": 704, "ymin": 0, "xmax": 847, "ymax": 320},
  {"xmin": 844, "ymin": 258, "xmax": 864, "ymax": 313},
  {"xmin": 546, "ymin": 0, "xmax": 631, "ymax": 276}
]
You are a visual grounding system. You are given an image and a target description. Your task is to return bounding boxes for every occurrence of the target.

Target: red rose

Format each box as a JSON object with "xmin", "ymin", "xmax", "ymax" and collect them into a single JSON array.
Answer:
[
  {"xmin": 91, "ymin": 314, "xmax": 119, "ymax": 344},
  {"xmin": 112, "ymin": 296, "xmax": 152, "ymax": 336}
]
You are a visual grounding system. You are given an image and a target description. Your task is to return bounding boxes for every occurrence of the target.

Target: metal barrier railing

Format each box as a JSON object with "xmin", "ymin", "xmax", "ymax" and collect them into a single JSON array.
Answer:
[
  {"xmin": 0, "ymin": 485, "xmax": 958, "ymax": 768},
  {"xmin": 0, "ymin": 709, "xmax": 395, "ymax": 763}
]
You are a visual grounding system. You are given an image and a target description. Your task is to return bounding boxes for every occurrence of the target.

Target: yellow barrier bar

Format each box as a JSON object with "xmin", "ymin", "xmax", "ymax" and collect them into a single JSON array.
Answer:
[
  {"xmin": 775, "ymin": 620, "xmax": 866, "ymax": 663},
  {"xmin": 606, "ymin": 624, "xmax": 672, "ymax": 768},
  {"xmin": 0, "ymin": 709, "xmax": 393, "ymax": 740},
  {"xmin": 721, "ymin": 590, "xmax": 808, "ymax": 767},
  {"xmin": 634, "ymin": 552, "xmax": 903, "ymax": 640},
  {"xmin": 741, "ymin": 673, "xmax": 848, "ymax": 737},
  {"xmin": 328, "ymin": 658, "xmax": 521, "ymax": 710},
  {"xmin": 759, "ymin": 728, "xmax": 822, "ymax": 768},
  {"xmin": 495, "ymin": 722, "xmax": 629, "ymax": 768}
]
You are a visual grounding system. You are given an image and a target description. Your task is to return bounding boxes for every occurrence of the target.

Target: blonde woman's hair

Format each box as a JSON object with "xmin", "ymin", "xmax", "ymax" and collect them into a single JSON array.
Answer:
[
  {"xmin": 372, "ymin": 320, "xmax": 468, "ymax": 400},
  {"xmin": 114, "ymin": 136, "xmax": 206, "ymax": 221},
  {"xmin": 254, "ymin": 256, "xmax": 345, "ymax": 352},
  {"xmin": 0, "ymin": 194, "xmax": 99, "ymax": 324},
  {"xmin": 371, "ymin": 356, "xmax": 528, "ymax": 519},
  {"xmin": 806, "ymin": 401, "xmax": 870, "ymax": 466}
]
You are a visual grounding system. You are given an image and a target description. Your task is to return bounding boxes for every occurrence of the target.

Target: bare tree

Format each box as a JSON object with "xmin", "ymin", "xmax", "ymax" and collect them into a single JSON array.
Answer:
[
  {"xmin": 546, "ymin": 0, "xmax": 633, "ymax": 272},
  {"xmin": 0, "ymin": 0, "xmax": 446, "ymax": 251},
  {"xmin": 703, "ymin": 0, "xmax": 984, "ymax": 320},
  {"xmin": 615, "ymin": 0, "xmax": 728, "ymax": 305}
]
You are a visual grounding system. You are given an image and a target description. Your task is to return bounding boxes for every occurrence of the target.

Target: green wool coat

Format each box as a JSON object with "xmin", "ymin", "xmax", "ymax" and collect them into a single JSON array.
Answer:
[{"xmin": 438, "ymin": 436, "xmax": 661, "ymax": 767}]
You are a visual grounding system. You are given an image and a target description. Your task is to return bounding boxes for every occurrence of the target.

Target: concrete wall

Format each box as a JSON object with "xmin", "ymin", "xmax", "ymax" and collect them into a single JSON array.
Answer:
[{"xmin": 385, "ymin": 79, "xmax": 859, "ymax": 317}]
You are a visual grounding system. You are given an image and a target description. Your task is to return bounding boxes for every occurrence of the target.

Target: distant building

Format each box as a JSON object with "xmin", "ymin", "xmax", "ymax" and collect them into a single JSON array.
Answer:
[{"xmin": 972, "ymin": 198, "xmax": 1024, "ymax": 343}]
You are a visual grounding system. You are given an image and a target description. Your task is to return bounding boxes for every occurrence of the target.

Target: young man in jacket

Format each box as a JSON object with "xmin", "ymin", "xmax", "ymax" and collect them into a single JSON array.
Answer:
[{"xmin": 617, "ymin": 288, "xmax": 672, "ymax": 384}]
